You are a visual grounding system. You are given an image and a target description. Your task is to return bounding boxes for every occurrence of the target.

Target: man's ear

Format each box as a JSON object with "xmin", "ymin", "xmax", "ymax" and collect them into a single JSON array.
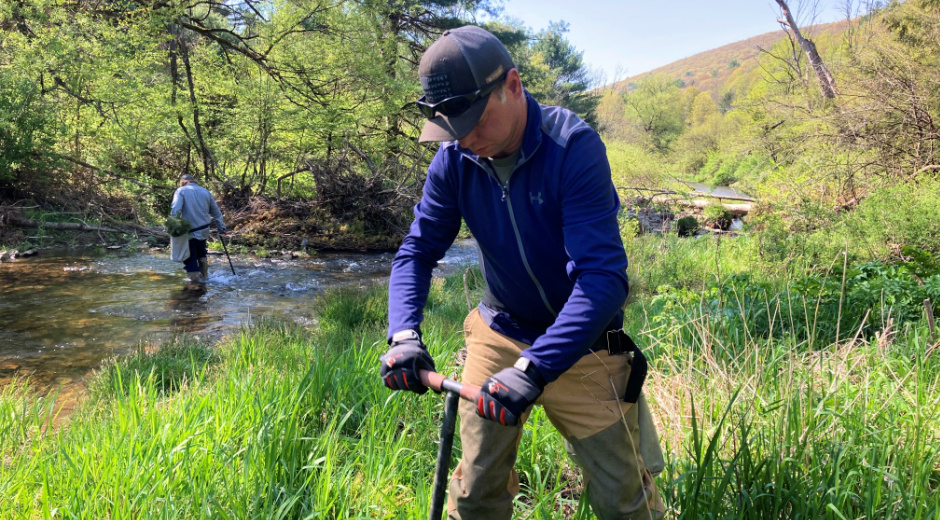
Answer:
[{"xmin": 505, "ymin": 68, "xmax": 524, "ymax": 98}]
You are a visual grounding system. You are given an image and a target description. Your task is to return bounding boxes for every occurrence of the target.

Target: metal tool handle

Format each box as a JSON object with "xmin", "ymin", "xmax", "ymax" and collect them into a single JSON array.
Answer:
[
  {"xmin": 428, "ymin": 390, "xmax": 458, "ymax": 520},
  {"xmin": 419, "ymin": 370, "xmax": 480, "ymax": 402},
  {"xmin": 217, "ymin": 233, "xmax": 236, "ymax": 276},
  {"xmin": 418, "ymin": 370, "xmax": 481, "ymax": 520}
]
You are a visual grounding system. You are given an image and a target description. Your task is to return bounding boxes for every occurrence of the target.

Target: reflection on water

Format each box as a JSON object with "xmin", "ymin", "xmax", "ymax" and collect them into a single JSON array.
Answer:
[
  {"xmin": 0, "ymin": 241, "xmax": 477, "ymax": 412},
  {"xmin": 167, "ymin": 283, "xmax": 213, "ymax": 333}
]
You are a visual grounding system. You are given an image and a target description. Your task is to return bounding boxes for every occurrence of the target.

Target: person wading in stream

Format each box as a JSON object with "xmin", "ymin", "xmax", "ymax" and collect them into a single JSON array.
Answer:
[
  {"xmin": 170, "ymin": 174, "xmax": 225, "ymax": 284},
  {"xmin": 380, "ymin": 26, "xmax": 664, "ymax": 519}
]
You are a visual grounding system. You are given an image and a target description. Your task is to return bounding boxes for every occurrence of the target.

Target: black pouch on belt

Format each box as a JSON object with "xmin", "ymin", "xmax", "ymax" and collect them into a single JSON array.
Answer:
[{"xmin": 592, "ymin": 330, "xmax": 648, "ymax": 404}]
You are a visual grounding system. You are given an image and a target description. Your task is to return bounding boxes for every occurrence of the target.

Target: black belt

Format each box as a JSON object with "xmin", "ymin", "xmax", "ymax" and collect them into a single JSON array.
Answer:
[
  {"xmin": 589, "ymin": 330, "xmax": 648, "ymax": 404},
  {"xmin": 190, "ymin": 223, "xmax": 210, "ymax": 233}
]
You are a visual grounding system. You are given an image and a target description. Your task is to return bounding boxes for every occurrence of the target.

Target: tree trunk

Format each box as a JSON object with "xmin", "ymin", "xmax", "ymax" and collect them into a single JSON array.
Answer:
[
  {"xmin": 169, "ymin": 32, "xmax": 198, "ymax": 174},
  {"xmin": 177, "ymin": 31, "xmax": 218, "ymax": 180},
  {"xmin": 775, "ymin": 0, "xmax": 837, "ymax": 99}
]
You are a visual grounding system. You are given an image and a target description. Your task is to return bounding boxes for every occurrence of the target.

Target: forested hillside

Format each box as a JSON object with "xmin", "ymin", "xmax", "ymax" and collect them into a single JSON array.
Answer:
[
  {"xmin": 612, "ymin": 20, "xmax": 848, "ymax": 95},
  {"xmin": 597, "ymin": 0, "xmax": 940, "ymax": 263}
]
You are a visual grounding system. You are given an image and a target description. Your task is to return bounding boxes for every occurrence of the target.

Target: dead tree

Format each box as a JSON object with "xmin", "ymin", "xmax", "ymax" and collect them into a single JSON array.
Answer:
[{"xmin": 775, "ymin": 0, "xmax": 837, "ymax": 99}]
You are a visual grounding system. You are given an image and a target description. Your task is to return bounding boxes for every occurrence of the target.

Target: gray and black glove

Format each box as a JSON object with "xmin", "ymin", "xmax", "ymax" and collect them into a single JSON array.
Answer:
[
  {"xmin": 380, "ymin": 330, "xmax": 436, "ymax": 395},
  {"xmin": 477, "ymin": 358, "xmax": 545, "ymax": 426}
]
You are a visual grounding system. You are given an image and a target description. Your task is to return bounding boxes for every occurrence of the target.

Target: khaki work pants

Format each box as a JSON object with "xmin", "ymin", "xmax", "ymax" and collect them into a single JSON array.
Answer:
[{"xmin": 447, "ymin": 309, "xmax": 665, "ymax": 520}]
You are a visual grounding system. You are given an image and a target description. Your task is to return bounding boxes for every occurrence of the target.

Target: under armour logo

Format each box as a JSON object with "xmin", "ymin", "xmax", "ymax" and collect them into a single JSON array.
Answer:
[{"xmin": 529, "ymin": 192, "xmax": 543, "ymax": 205}]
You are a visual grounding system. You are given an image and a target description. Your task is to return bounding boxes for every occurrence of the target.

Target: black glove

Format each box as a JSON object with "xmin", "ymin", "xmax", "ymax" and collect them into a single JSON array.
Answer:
[
  {"xmin": 380, "ymin": 331, "xmax": 436, "ymax": 395},
  {"xmin": 477, "ymin": 362, "xmax": 545, "ymax": 426}
]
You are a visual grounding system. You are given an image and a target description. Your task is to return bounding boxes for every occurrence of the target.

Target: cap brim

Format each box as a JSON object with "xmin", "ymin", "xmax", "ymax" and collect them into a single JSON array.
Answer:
[{"xmin": 418, "ymin": 95, "xmax": 489, "ymax": 143}]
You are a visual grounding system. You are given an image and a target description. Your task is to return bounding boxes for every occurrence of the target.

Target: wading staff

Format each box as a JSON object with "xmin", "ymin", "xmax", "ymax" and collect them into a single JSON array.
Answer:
[
  {"xmin": 419, "ymin": 370, "xmax": 480, "ymax": 520},
  {"xmin": 217, "ymin": 233, "xmax": 236, "ymax": 276}
]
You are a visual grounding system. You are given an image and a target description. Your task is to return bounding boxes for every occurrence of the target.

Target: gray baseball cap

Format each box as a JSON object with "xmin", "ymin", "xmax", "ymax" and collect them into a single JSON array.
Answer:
[{"xmin": 417, "ymin": 26, "xmax": 515, "ymax": 142}]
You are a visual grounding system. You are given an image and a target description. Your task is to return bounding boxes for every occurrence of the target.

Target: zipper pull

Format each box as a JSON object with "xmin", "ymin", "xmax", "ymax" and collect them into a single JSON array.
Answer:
[{"xmin": 501, "ymin": 185, "xmax": 508, "ymax": 202}]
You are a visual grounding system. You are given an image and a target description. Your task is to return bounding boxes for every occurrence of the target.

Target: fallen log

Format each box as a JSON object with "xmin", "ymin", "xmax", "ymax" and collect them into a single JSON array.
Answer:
[
  {"xmin": 8, "ymin": 215, "xmax": 122, "ymax": 232},
  {"xmin": 672, "ymin": 199, "xmax": 753, "ymax": 216},
  {"xmin": 621, "ymin": 184, "xmax": 756, "ymax": 204},
  {"xmin": 99, "ymin": 215, "xmax": 168, "ymax": 239},
  {"xmin": 5, "ymin": 214, "xmax": 169, "ymax": 240}
]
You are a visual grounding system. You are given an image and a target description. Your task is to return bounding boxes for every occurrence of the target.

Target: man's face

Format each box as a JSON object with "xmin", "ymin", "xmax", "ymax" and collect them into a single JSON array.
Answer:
[{"xmin": 457, "ymin": 91, "xmax": 517, "ymax": 159}]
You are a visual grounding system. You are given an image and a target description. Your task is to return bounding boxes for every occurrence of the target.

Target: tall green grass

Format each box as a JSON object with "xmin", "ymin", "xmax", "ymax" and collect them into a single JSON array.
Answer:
[
  {"xmin": 0, "ymin": 279, "xmax": 574, "ymax": 518},
  {"xmin": 626, "ymin": 235, "xmax": 940, "ymax": 518},
  {"xmin": 1, "ymin": 245, "xmax": 938, "ymax": 518},
  {"xmin": 642, "ymin": 298, "xmax": 940, "ymax": 518}
]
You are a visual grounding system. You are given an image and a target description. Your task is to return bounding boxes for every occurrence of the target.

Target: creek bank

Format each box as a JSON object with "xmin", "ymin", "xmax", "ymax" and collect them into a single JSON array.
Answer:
[
  {"xmin": 619, "ymin": 181, "xmax": 755, "ymax": 236},
  {"xmin": 0, "ymin": 240, "xmax": 478, "ymax": 422},
  {"xmin": 1, "ymin": 196, "xmax": 409, "ymax": 254},
  {"xmin": 624, "ymin": 199, "xmax": 748, "ymax": 236},
  {"xmin": 3, "ymin": 179, "xmax": 754, "ymax": 254}
]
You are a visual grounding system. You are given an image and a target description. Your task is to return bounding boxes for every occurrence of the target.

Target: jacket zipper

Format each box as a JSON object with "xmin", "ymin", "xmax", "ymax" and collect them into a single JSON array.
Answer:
[
  {"xmin": 500, "ymin": 179, "xmax": 557, "ymax": 317},
  {"xmin": 464, "ymin": 128, "xmax": 556, "ymax": 317}
]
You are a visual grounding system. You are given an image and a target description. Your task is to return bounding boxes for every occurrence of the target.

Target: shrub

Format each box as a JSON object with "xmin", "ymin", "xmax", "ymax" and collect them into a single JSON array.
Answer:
[
  {"xmin": 711, "ymin": 161, "xmax": 738, "ymax": 186},
  {"xmin": 650, "ymin": 252, "xmax": 940, "ymax": 347},
  {"xmin": 0, "ymin": 72, "xmax": 53, "ymax": 182},
  {"xmin": 753, "ymin": 212, "xmax": 790, "ymax": 261},
  {"xmin": 677, "ymin": 216, "xmax": 699, "ymax": 237},
  {"xmin": 606, "ymin": 141, "xmax": 667, "ymax": 188},
  {"xmin": 731, "ymin": 154, "xmax": 769, "ymax": 182},
  {"xmin": 845, "ymin": 177, "xmax": 940, "ymax": 256},
  {"xmin": 619, "ymin": 210, "xmax": 641, "ymax": 239},
  {"xmin": 698, "ymin": 151, "xmax": 723, "ymax": 181},
  {"xmin": 703, "ymin": 204, "xmax": 733, "ymax": 230}
]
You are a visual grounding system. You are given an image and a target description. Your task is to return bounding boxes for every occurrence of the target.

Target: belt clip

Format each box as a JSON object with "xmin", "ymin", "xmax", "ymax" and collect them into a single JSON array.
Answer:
[
  {"xmin": 606, "ymin": 329, "xmax": 621, "ymax": 356},
  {"xmin": 605, "ymin": 329, "xmax": 635, "ymax": 356}
]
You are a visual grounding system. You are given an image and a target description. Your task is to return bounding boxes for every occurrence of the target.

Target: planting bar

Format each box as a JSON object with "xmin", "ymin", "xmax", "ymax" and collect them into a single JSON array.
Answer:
[{"xmin": 419, "ymin": 370, "xmax": 480, "ymax": 402}]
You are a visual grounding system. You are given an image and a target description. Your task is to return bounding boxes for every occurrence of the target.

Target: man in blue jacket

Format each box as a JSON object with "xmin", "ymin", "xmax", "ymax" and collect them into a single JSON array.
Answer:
[
  {"xmin": 380, "ymin": 26, "xmax": 663, "ymax": 519},
  {"xmin": 170, "ymin": 174, "xmax": 225, "ymax": 283}
]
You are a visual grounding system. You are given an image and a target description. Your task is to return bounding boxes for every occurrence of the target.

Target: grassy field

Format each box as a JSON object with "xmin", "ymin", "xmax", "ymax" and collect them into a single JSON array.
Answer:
[{"xmin": 1, "ymin": 234, "xmax": 939, "ymax": 518}]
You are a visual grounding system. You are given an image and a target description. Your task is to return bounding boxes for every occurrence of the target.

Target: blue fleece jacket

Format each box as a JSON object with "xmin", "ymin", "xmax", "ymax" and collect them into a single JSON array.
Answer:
[{"xmin": 388, "ymin": 92, "xmax": 629, "ymax": 383}]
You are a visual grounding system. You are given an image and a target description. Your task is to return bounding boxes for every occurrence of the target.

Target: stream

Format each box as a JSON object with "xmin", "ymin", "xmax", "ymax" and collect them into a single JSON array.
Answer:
[{"xmin": 0, "ymin": 241, "xmax": 478, "ymax": 414}]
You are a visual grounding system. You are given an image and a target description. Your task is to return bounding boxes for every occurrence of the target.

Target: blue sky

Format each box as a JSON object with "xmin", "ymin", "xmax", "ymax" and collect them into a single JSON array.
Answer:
[{"xmin": 489, "ymin": 0, "xmax": 851, "ymax": 84}]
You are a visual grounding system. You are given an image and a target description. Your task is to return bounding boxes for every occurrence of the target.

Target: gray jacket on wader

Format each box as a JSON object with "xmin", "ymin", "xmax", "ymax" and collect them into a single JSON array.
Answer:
[{"xmin": 170, "ymin": 183, "xmax": 225, "ymax": 241}]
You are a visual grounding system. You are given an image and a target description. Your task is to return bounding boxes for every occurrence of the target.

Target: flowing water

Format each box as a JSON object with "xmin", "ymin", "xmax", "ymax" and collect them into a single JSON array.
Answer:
[{"xmin": 0, "ymin": 241, "xmax": 478, "ymax": 414}]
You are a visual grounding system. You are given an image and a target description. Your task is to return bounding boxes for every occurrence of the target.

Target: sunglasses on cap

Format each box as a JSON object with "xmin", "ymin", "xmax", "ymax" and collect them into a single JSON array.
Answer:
[{"xmin": 414, "ymin": 71, "xmax": 508, "ymax": 119}]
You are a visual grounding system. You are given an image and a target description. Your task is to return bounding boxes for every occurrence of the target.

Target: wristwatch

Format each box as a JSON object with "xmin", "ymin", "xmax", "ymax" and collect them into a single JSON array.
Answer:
[
  {"xmin": 514, "ymin": 356, "xmax": 546, "ymax": 387},
  {"xmin": 391, "ymin": 329, "xmax": 421, "ymax": 343},
  {"xmin": 514, "ymin": 356, "xmax": 532, "ymax": 373}
]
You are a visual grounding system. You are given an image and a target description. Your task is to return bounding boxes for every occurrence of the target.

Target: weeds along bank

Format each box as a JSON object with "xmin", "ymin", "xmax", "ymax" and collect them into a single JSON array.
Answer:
[
  {"xmin": 622, "ymin": 234, "xmax": 940, "ymax": 517},
  {"xmin": 1, "ymin": 233, "xmax": 939, "ymax": 517}
]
